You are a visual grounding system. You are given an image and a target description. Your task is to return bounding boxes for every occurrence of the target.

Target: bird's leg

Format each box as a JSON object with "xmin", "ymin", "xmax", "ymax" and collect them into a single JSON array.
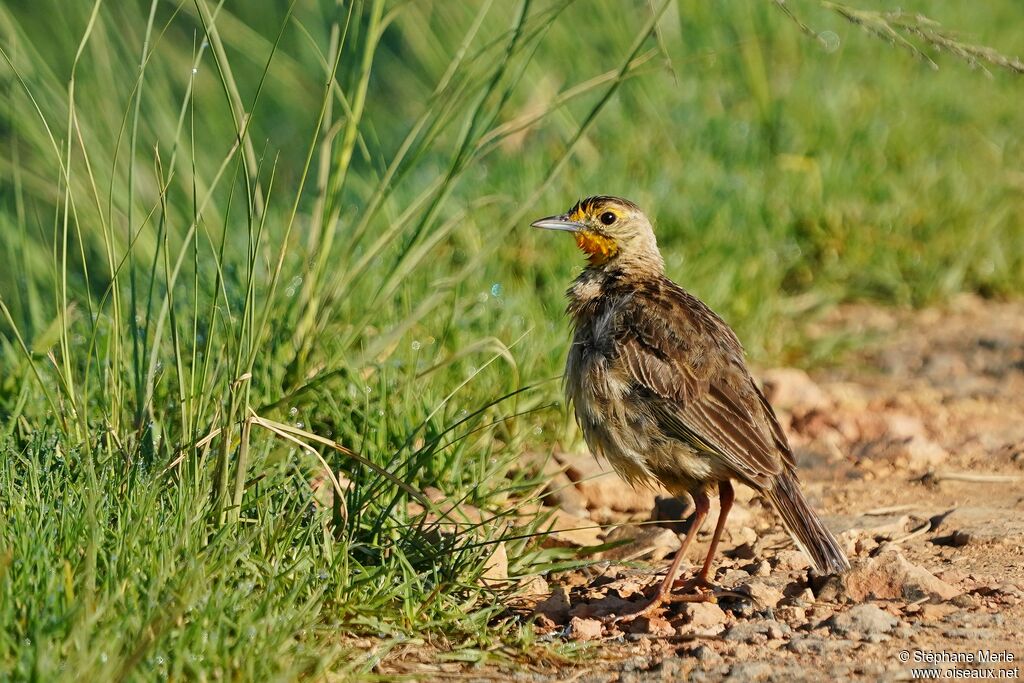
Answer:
[
  {"xmin": 670, "ymin": 480, "xmax": 749, "ymax": 603},
  {"xmin": 671, "ymin": 480, "xmax": 735, "ymax": 591},
  {"xmin": 614, "ymin": 490, "xmax": 709, "ymax": 624},
  {"xmin": 698, "ymin": 480, "xmax": 734, "ymax": 583}
]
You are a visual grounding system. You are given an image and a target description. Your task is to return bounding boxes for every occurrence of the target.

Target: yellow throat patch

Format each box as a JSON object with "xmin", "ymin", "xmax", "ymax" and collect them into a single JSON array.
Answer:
[{"xmin": 574, "ymin": 231, "xmax": 618, "ymax": 265}]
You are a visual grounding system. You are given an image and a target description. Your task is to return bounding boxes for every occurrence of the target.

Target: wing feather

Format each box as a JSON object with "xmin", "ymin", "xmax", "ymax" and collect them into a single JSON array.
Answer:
[{"xmin": 614, "ymin": 284, "xmax": 790, "ymax": 486}]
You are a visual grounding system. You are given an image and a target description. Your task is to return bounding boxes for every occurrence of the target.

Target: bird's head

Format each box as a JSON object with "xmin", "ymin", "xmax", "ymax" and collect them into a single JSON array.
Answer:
[{"xmin": 531, "ymin": 195, "xmax": 663, "ymax": 271}]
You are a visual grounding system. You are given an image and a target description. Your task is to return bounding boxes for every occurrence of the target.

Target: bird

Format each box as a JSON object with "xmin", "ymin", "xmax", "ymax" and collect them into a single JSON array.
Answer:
[{"xmin": 532, "ymin": 195, "xmax": 849, "ymax": 619}]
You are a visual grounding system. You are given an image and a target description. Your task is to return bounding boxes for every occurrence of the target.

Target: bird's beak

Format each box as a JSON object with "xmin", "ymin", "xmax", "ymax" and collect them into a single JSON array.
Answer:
[{"xmin": 530, "ymin": 214, "xmax": 584, "ymax": 233}]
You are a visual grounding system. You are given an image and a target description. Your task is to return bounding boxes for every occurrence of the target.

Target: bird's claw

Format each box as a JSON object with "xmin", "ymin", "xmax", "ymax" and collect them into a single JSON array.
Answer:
[{"xmin": 605, "ymin": 578, "xmax": 751, "ymax": 627}]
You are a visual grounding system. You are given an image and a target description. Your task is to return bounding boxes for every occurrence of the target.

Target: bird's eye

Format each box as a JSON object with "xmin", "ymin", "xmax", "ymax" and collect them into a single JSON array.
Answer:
[{"xmin": 599, "ymin": 211, "xmax": 617, "ymax": 226}]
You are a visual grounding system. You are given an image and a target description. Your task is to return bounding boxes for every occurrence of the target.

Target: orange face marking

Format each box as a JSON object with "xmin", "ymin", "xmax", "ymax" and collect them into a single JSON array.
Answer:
[{"xmin": 574, "ymin": 231, "xmax": 618, "ymax": 265}]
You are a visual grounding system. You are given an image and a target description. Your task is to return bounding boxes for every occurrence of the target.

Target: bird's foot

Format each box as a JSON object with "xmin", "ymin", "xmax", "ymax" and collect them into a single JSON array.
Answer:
[
  {"xmin": 670, "ymin": 574, "xmax": 716, "ymax": 594},
  {"xmin": 607, "ymin": 576, "xmax": 751, "ymax": 626},
  {"xmin": 672, "ymin": 575, "xmax": 751, "ymax": 602}
]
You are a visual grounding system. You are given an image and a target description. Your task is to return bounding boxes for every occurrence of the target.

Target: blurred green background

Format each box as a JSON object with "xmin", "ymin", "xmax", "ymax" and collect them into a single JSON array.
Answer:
[{"xmin": 0, "ymin": 0, "xmax": 1021, "ymax": 678}]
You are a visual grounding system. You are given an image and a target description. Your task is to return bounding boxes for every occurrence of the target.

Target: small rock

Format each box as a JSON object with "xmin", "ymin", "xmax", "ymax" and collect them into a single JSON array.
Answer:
[
  {"xmin": 827, "ymin": 604, "xmax": 899, "ymax": 638},
  {"xmin": 600, "ymin": 524, "xmax": 681, "ymax": 562},
  {"xmin": 733, "ymin": 526, "xmax": 758, "ymax": 547},
  {"xmin": 569, "ymin": 616, "xmax": 603, "ymax": 641},
  {"xmin": 518, "ymin": 574, "xmax": 549, "ymax": 596},
  {"xmin": 726, "ymin": 661, "xmax": 774, "ymax": 682},
  {"xmin": 914, "ymin": 603, "xmax": 957, "ymax": 622},
  {"xmin": 760, "ymin": 368, "xmax": 830, "ymax": 413},
  {"xmin": 844, "ymin": 551, "xmax": 961, "ymax": 602},
  {"xmin": 480, "ymin": 542, "xmax": 508, "ymax": 586},
  {"xmin": 569, "ymin": 595, "xmax": 634, "ymax": 620},
  {"xmin": 775, "ymin": 605, "xmax": 807, "ymax": 627},
  {"xmin": 539, "ymin": 508, "xmax": 602, "ymax": 548},
  {"xmin": 680, "ymin": 602, "xmax": 728, "ymax": 629},
  {"xmin": 931, "ymin": 530, "xmax": 972, "ymax": 547},
  {"xmin": 788, "ymin": 636, "xmax": 855, "ymax": 655},
  {"xmin": 725, "ymin": 619, "xmax": 790, "ymax": 643},
  {"xmin": 742, "ymin": 580, "xmax": 785, "ymax": 608},
  {"xmin": 422, "ymin": 486, "xmax": 486, "ymax": 525},
  {"xmin": 625, "ymin": 615, "xmax": 674, "ymax": 637},
  {"xmin": 541, "ymin": 469, "xmax": 590, "ymax": 516},
  {"xmin": 557, "ymin": 452, "xmax": 663, "ymax": 512},
  {"xmin": 950, "ymin": 593, "xmax": 978, "ymax": 609},
  {"xmin": 893, "ymin": 625, "xmax": 915, "ymax": 639},
  {"xmin": 812, "ymin": 574, "xmax": 848, "ymax": 603},
  {"xmin": 997, "ymin": 583, "xmax": 1024, "ymax": 599},
  {"xmin": 745, "ymin": 560, "xmax": 771, "ymax": 577},
  {"xmin": 935, "ymin": 568, "xmax": 970, "ymax": 585},
  {"xmin": 787, "ymin": 587, "xmax": 816, "ymax": 606},
  {"xmin": 854, "ymin": 413, "xmax": 948, "ymax": 470},
  {"xmin": 805, "ymin": 604, "xmax": 835, "ymax": 626},
  {"xmin": 944, "ymin": 627, "xmax": 998, "ymax": 640},
  {"xmin": 533, "ymin": 613, "xmax": 557, "ymax": 631},
  {"xmin": 718, "ymin": 568, "xmax": 750, "ymax": 587},
  {"xmin": 689, "ymin": 644, "xmax": 721, "ymax": 662},
  {"xmin": 774, "ymin": 549, "xmax": 811, "ymax": 571},
  {"xmin": 728, "ymin": 543, "xmax": 757, "ymax": 560},
  {"xmin": 535, "ymin": 585, "xmax": 571, "ymax": 624}
]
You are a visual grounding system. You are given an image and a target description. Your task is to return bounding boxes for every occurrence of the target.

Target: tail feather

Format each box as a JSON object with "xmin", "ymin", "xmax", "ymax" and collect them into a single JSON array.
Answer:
[{"xmin": 765, "ymin": 471, "xmax": 850, "ymax": 574}]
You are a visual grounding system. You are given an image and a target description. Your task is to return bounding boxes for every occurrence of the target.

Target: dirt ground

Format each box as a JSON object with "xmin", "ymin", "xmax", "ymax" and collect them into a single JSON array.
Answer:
[{"xmin": 379, "ymin": 295, "xmax": 1024, "ymax": 682}]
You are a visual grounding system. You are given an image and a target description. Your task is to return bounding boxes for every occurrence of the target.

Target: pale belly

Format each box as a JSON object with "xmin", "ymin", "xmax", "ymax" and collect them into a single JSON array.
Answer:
[{"xmin": 565, "ymin": 342, "xmax": 724, "ymax": 496}]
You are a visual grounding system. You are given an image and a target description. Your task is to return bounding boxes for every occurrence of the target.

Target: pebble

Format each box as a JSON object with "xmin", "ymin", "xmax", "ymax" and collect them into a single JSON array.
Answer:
[
  {"xmin": 600, "ymin": 524, "xmax": 680, "ymax": 562},
  {"xmin": 743, "ymin": 580, "xmax": 785, "ymax": 608},
  {"xmin": 535, "ymin": 585, "xmax": 571, "ymax": 624},
  {"xmin": 568, "ymin": 616, "xmax": 603, "ymax": 641},
  {"xmin": 827, "ymin": 604, "xmax": 899, "ymax": 638},
  {"xmin": 788, "ymin": 636, "xmax": 856, "ymax": 655},
  {"xmin": 724, "ymin": 619, "xmax": 791, "ymax": 643},
  {"xmin": 680, "ymin": 602, "xmax": 728, "ymax": 629},
  {"xmin": 775, "ymin": 605, "xmax": 806, "ymax": 626},
  {"xmin": 690, "ymin": 644, "xmax": 721, "ymax": 663},
  {"xmin": 774, "ymin": 549, "xmax": 811, "ymax": 571},
  {"xmin": 718, "ymin": 568, "xmax": 750, "ymax": 586},
  {"xmin": 844, "ymin": 551, "xmax": 960, "ymax": 602},
  {"xmin": 725, "ymin": 661, "xmax": 774, "ymax": 681},
  {"xmin": 944, "ymin": 627, "xmax": 998, "ymax": 640}
]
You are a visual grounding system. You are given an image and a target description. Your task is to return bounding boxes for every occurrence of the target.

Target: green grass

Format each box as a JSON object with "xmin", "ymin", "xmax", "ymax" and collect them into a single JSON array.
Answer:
[{"xmin": 0, "ymin": 0, "xmax": 1022, "ymax": 679}]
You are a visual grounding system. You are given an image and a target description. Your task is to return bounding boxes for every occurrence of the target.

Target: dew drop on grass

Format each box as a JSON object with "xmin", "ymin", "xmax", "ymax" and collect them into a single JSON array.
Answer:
[
  {"xmin": 533, "ymin": 426, "xmax": 543, "ymax": 436},
  {"xmin": 820, "ymin": 30, "xmax": 840, "ymax": 53},
  {"xmin": 490, "ymin": 283, "xmax": 503, "ymax": 298},
  {"xmin": 191, "ymin": 67, "xmax": 198, "ymax": 75},
  {"xmin": 364, "ymin": 385, "xmax": 372, "ymax": 394},
  {"xmin": 411, "ymin": 340, "xmax": 421, "ymax": 351},
  {"xmin": 296, "ymin": 422, "xmax": 304, "ymax": 429}
]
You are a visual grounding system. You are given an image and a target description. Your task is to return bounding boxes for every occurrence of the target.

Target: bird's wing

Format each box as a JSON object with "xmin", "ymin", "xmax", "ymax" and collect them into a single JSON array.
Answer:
[{"xmin": 614, "ymin": 287, "xmax": 792, "ymax": 486}]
